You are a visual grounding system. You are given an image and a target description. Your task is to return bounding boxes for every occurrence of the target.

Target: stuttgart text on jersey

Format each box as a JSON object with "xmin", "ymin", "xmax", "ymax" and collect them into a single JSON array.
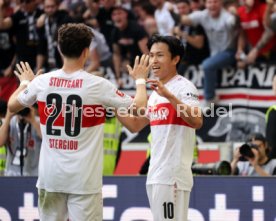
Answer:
[{"xmin": 49, "ymin": 77, "xmax": 83, "ymax": 88}]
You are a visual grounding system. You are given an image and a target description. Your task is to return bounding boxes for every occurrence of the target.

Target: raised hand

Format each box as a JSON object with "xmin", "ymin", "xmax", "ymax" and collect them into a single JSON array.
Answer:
[
  {"xmin": 14, "ymin": 62, "xmax": 43, "ymax": 83},
  {"xmin": 126, "ymin": 54, "xmax": 151, "ymax": 80}
]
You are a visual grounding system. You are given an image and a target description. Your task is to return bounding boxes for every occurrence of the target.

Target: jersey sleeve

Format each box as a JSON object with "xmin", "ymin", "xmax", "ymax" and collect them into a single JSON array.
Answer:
[
  {"xmin": 178, "ymin": 83, "xmax": 200, "ymax": 107},
  {"xmin": 17, "ymin": 77, "xmax": 41, "ymax": 107},
  {"xmin": 100, "ymin": 79, "xmax": 133, "ymax": 109}
]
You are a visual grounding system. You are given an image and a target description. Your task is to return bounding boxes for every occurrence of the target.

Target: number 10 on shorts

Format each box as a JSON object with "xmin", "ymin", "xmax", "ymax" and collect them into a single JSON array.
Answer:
[{"xmin": 163, "ymin": 202, "xmax": 174, "ymax": 219}]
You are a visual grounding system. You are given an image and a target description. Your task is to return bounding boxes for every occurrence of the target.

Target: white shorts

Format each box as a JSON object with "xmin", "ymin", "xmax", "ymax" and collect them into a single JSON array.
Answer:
[
  {"xmin": 38, "ymin": 189, "xmax": 102, "ymax": 221},
  {"xmin": 146, "ymin": 184, "xmax": 190, "ymax": 221}
]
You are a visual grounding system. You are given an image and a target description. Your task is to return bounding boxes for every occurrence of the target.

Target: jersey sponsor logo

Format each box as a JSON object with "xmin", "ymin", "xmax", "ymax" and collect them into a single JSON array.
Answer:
[
  {"xmin": 116, "ymin": 89, "xmax": 125, "ymax": 97},
  {"xmin": 148, "ymin": 106, "xmax": 169, "ymax": 121},
  {"xmin": 49, "ymin": 77, "xmax": 83, "ymax": 88},
  {"xmin": 148, "ymin": 103, "xmax": 192, "ymax": 127},
  {"xmin": 186, "ymin": 92, "xmax": 199, "ymax": 100},
  {"xmin": 241, "ymin": 20, "xmax": 259, "ymax": 29}
]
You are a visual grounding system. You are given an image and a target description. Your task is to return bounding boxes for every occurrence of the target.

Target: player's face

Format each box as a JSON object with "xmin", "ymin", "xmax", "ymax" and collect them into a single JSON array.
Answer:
[
  {"xmin": 149, "ymin": 42, "xmax": 178, "ymax": 80},
  {"xmin": 206, "ymin": 0, "xmax": 222, "ymax": 18}
]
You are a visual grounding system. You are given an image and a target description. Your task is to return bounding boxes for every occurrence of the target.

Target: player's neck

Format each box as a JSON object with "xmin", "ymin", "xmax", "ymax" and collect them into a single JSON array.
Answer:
[
  {"xmin": 160, "ymin": 72, "xmax": 178, "ymax": 84},
  {"xmin": 62, "ymin": 59, "xmax": 85, "ymax": 74}
]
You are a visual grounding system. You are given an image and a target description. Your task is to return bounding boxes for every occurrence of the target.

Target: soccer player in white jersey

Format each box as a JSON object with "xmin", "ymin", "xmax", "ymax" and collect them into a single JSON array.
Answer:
[
  {"xmin": 7, "ymin": 23, "xmax": 150, "ymax": 221},
  {"xmin": 118, "ymin": 35, "xmax": 203, "ymax": 221}
]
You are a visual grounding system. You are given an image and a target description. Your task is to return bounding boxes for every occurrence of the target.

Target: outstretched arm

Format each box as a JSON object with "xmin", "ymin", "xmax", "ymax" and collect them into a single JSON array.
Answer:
[{"xmin": 116, "ymin": 112, "xmax": 149, "ymax": 133}]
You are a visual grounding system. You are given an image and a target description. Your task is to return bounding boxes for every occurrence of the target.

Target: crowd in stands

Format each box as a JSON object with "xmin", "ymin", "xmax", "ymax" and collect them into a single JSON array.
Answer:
[
  {"xmin": 1, "ymin": 0, "xmax": 276, "ymax": 98},
  {"xmin": 0, "ymin": 0, "xmax": 276, "ymax": 176}
]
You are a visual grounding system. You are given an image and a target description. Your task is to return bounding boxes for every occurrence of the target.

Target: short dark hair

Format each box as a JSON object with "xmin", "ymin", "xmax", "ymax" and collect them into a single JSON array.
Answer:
[
  {"xmin": 246, "ymin": 133, "xmax": 266, "ymax": 143},
  {"xmin": 176, "ymin": 0, "xmax": 190, "ymax": 5},
  {"xmin": 58, "ymin": 23, "xmax": 93, "ymax": 58},
  {"xmin": 147, "ymin": 34, "xmax": 185, "ymax": 66}
]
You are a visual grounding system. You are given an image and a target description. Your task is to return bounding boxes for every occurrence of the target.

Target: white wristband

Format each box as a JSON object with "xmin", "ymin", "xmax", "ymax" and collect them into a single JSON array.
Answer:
[
  {"xmin": 20, "ymin": 80, "xmax": 30, "ymax": 86},
  {"xmin": 135, "ymin": 78, "xmax": 146, "ymax": 85}
]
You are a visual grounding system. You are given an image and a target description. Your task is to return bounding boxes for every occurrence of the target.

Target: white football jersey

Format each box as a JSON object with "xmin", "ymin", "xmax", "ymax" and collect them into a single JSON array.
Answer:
[
  {"xmin": 18, "ymin": 69, "xmax": 133, "ymax": 194},
  {"xmin": 146, "ymin": 75, "xmax": 199, "ymax": 191}
]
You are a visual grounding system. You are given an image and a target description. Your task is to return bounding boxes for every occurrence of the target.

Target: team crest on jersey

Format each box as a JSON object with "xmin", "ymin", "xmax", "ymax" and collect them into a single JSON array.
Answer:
[{"xmin": 116, "ymin": 90, "xmax": 125, "ymax": 97}]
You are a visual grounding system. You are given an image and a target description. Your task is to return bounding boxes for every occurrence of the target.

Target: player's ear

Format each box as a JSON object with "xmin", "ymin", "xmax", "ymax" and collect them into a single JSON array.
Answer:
[
  {"xmin": 173, "ymin": 55, "xmax": 180, "ymax": 66},
  {"xmin": 83, "ymin": 47, "xmax": 90, "ymax": 60}
]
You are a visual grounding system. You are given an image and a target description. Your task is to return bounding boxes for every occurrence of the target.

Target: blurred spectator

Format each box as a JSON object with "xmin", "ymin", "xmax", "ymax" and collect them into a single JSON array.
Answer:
[
  {"xmin": 265, "ymin": 0, "xmax": 276, "ymax": 31},
  {"xmin": 273, "ymin": 75, "xmax": 276, "ymax": 95},
  {"xmin": 132, "ymin": 1, "xmax": 155, "ymax": 26},
  {"xmin": 0, "ymin": 0, "xmax": 43, "ymax": 70},
  {"xmin": 132, "ymin": 1, "xmax": 158, "ymax": 37},
  {"xmin": 36, "ymin": 0, "xmax": 72, "ymax": 71},
  {"xmin": 103, "ymin": 116, "xmax": 122, "ymax": 175},
  {"xmin": 181, "ymin": 0, "xmax": 238, "ymax": 107},
  {"xmin": 265, "ymin": 78, "xmax": 276, "ymax": 159},
  {"xmin": 144, "ymin": 17, "xmax": 159, "ymax": 37},
  {"xmin": 58, "ymin": 0, "xmax": 82, "ymax": 11},
  {"xmin": 68, "ymin": 4, "xmax": 113, "ymax": 74},
  {"xmin": 82, "ymin": 0, "xmax": 100, "ymax": 28},
  {"xmin": 231, "ymin": 133, "xmax": 276, "ymax": 176},
  {"xmin": 0, "ymin": 100, "xmax": 7, "ymax": 176},
  {"xmin": 0, "ymin": 0, "xmax": 15, "ymax": 77},
  {"xmin": 139, "ymin": 133, "xmax": 152, "ymax": 175},
  {"xmin": 0, "ymin": 107, "xmax": 41, "ymax": 176},
  {"xmin": 266, "ymin": 105, "xmax": 276, "ymax": 159},
  {"xmin": 0, "ymin": 0, "xmax": 18, "ymax": 102},
  {"xmin": 121, "ymin": 0, "xmax": 131, "ymax": 10},
  {"xmin": 150, "ymin": 0, "xmax": 176, "ymax": 35},
  {"xmin": 96, "ymin": 0, "xmax": 116, "ymax": 50},
  {"xmin": 86, "ymin": 28, "xmax": 113, "ymax": 74},
  {"xmin": 189, "ymin": 0, "xmax": 205, "ymax": 11},
  {"xmin": 0, "ymin": 74, "xmax": 18, "ymax": 102},
  {"xmin": 236, "ymin": 0, "xmax": 276, "ymax": 68},
  {"xmin": 111, "ymin": 5, "xmax": 149, "ymax": 87},
  {"xmin": 173, "ymin": 0, "xmax": 209, "ymax": 74}
]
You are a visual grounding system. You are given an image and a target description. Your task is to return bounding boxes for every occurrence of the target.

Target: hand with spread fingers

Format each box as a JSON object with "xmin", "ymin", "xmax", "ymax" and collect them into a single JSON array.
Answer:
[
  {"xmin": 14, "ymin": 62, "xmax": 43, "ymax": 83},
  {"xmin": 147, "ymin": 79, "xmax": 172, "ymax": 99},
  {"xmin": 126, "ymin": 54, "xmax": 151, "ymax": 80}
]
